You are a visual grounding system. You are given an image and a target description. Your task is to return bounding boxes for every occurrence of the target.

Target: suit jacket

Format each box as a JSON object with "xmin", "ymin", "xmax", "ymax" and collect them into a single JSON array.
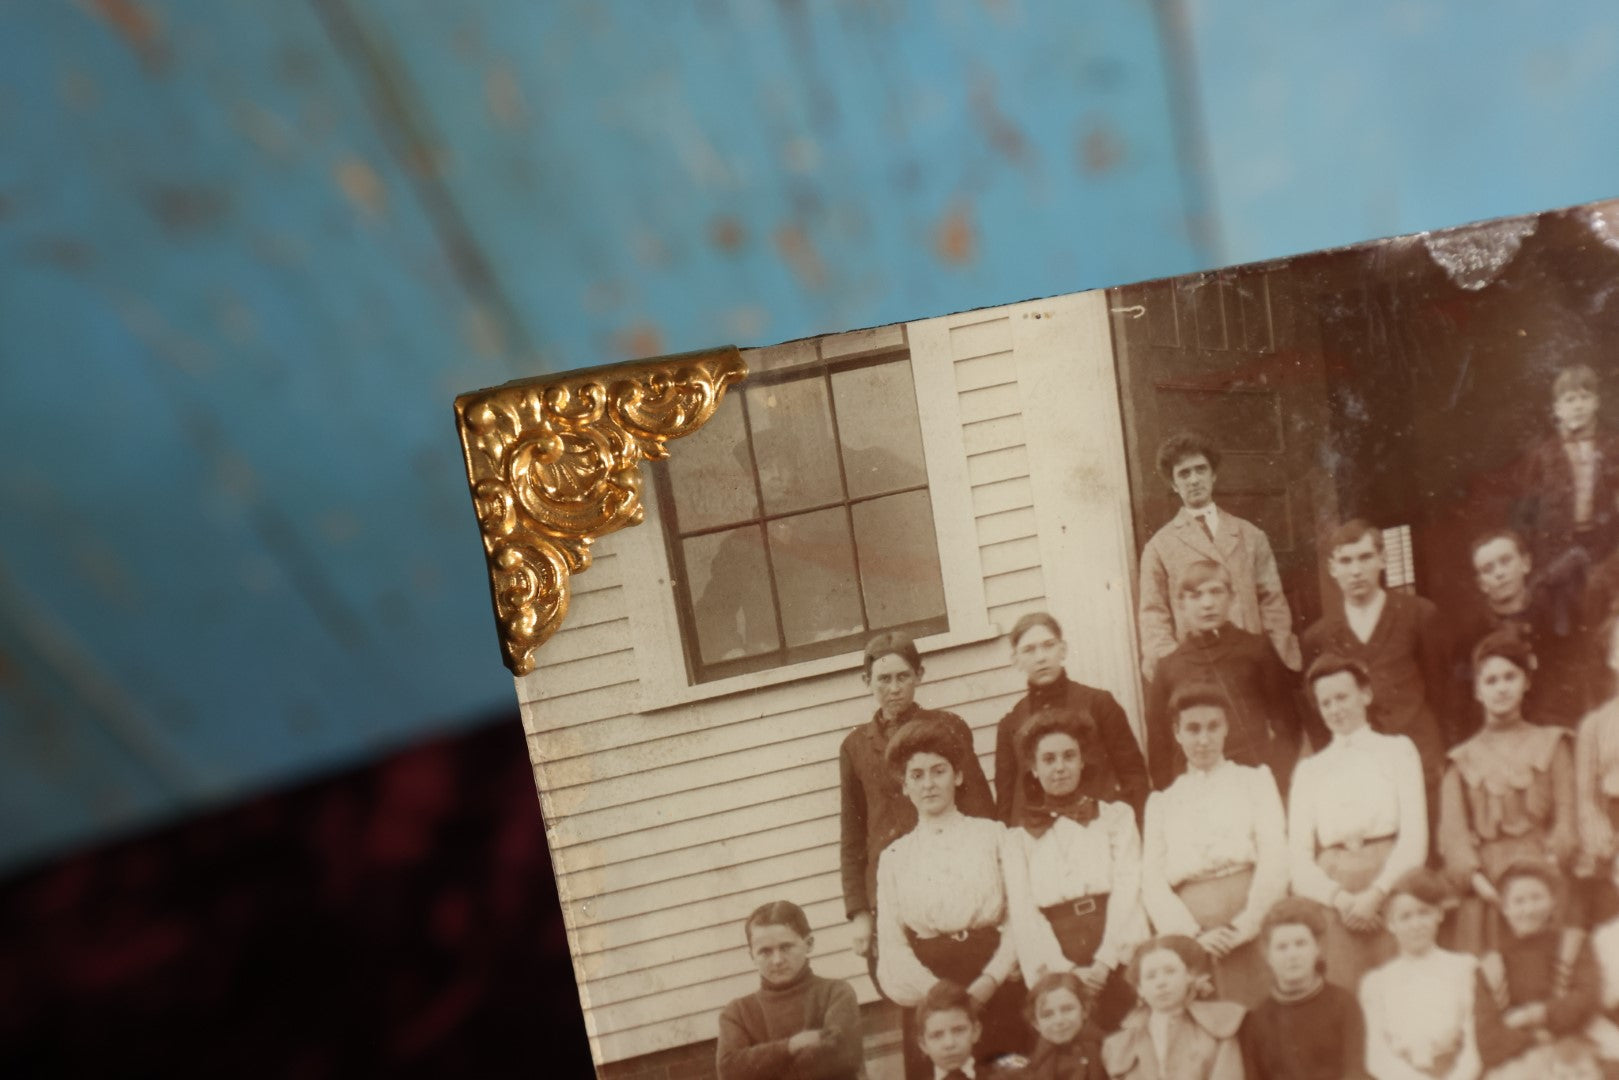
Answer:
[
  {"xmin": 1143, "ymin": 622, "xmax": 1305, "ymax": 791},
  {"xmin": 1102, "ymin": 1001, "xmax": 1246, "ymax": 1080},
  {"xmin": 1138, "ymin": 506, "xmax": 1301, "ymax": 682},
  {"xmin": 839, "ymin": 703, "xmax": 995, "ymax": 919},
  {"xmin": 993, "ymin": 674, "xmax": 1149, "ymax": 824},
  {"xmin": 1512, "ymin": 431, "xmax": 1619, "ymax": 568},
  {"xmin": 1300, "ymin": 590, "xmax": 1451, "ymax": 786}
]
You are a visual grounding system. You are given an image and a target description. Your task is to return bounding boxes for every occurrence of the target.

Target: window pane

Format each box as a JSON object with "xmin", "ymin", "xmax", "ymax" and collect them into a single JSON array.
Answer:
[
  {"xmin": 831, "ymin": 361, "xmax": 928, "ymax": 499},
  {"xmin": 747, "ymin": 379, "xmax": 844, "ymax": 516},
  {"xmin": 851, "ymin": 490, "xmax": 947, "ymax": 628},
  {"xmin": 663, "ymin": 392, "xmax": 758, "ymax": 532},
  {"xmin": 767, "ymin": 508, "xmax": 863, "ymax": 648},
  {"xmin": 684, "ymin": 526, "xmax": 779, "ymax": 665}
]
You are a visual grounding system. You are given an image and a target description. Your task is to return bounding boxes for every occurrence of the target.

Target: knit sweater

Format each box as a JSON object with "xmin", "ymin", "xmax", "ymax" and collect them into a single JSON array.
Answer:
[
  {"xmin": 715, "ymin": 969, "xmax": 866, "ymax": 1080},
  {"xmin": 1237, "ymin": 980, "xmax": 1368, "ymax": 1080}
]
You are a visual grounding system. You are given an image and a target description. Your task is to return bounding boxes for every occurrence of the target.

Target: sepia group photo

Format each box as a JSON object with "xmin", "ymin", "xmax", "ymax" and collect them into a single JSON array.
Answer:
[{"xmin": 517, "ymin": 201, "xmax": 1619, "ymax": 1080}]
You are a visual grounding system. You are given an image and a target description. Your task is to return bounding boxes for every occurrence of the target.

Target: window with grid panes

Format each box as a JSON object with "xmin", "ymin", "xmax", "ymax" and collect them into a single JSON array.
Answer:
[{"xmin": 655, "ymin": 350, "xmax": 949, "ymax": 683}]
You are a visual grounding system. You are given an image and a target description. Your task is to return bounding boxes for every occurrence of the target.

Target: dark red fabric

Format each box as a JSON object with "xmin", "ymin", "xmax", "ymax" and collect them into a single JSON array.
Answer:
[{"xmin": 0, "ymin": 715, "xmax": 594, "ymax": 1078}]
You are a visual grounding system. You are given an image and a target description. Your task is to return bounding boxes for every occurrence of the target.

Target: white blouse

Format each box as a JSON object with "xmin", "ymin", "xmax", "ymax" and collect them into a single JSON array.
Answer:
[
  {"xmin": 874, "ymin": 810, "xmax": 1015, "ymax": 1006},
  {"xmin": 1001, "ymin": 800, "xmax": 1146, "ymax": 978},
  {"xmin": 1288, "ymin": 726, "xmax": 1429, "ymax": 904},
  {"xmin": 1141, "ymin": 760, "xmax": 1288, "ymax": 941},
  {"xmin": 1360, "ymin": 949, "xmax": 1480, "ymax": 1080}
]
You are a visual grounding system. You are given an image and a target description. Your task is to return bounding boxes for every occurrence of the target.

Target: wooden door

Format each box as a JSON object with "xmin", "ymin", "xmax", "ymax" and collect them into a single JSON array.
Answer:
[{"xmin": 1109, "ymin": 266, "xmax": 1338, "ymax": 633}]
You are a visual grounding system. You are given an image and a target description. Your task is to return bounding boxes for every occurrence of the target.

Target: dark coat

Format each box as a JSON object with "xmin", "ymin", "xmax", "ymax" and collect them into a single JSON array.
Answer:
[{"xmin": 993, "ymin": 674, "xmax": 1148, "ymax": 825}]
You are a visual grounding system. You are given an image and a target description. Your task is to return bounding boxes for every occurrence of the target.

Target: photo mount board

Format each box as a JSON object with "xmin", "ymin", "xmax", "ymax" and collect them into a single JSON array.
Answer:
[{"xmin": 454, "ymin": 197, "xmax": 1619, "ymax": 1077}]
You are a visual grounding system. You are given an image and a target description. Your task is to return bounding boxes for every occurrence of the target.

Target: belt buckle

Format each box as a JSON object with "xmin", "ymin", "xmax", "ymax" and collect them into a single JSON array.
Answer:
[
  {"xmin": 1070, "ymin": 897, "xmax": 1097, "ymax": 917},
  {"xmin": 950, "ymin": 929, "xmax": 971, "ymax": 943}
]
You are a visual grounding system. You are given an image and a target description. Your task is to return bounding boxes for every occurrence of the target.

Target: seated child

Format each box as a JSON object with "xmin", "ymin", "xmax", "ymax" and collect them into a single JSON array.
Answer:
[
  {"xmin": 912, "ymin": 980, "xmax": 1023, "ymax": 1080},
  {"xmin": 716, "ymin": 900, "xmax": 866, "ymax": 1080},
  {"xmin": 1102, "ymin": 935, "xmax": 1246, "ymax": 1080},
  {"xmin": 1359, "ymin": 868, "xmax": 1482, "ymax": 1080},
  {"xmin": 1239, "ymin": 897, "xmax": 1369, "ymax": 1079},
  {"xmin": 1017, "ymin": 971, "xmax": 1106, "ymax": 1080},
  {"xmin": 1475, "ymin": 862, "xmax": 1601, "ymax": 1079}
]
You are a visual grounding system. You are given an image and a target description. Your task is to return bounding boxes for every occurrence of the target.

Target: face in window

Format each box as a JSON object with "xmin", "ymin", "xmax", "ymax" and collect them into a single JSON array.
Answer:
[
  {"xmin": 1327, "ymin": 533, "xmax": 1385, "ymax": 605},
  {"xmin": 1170, "ymin": 454, "xmax": 1216, "ymax": 510},
  {"xmin": 866, "ymin": 652, "xmax": 920, "ymax": 723},
  {"xmin": 901, "ymin": 751, "xmax": 962, "ymax": 820},
  {"xmin": 1472, "ymin": 537, "xmax": 1532, "ymax": 613},
  {"xmin": 1030, "ymin": 732, "xmax": 1082, "ymax": 799},
  {"xmin": 1174, "ymin": 704, "xmax": 1228, "ymax": 773},
  {"xmin": 917, "ymin": 1007, "xmax": 979, "ymax": 1073},
  {"xmin": 1181, "ymin": 578, "xmax": 1233, "ymax": 632},
  {"xmin": 1311, "ymin": 671, "xmax": 1372, "ymax": 739},
  {"xmin": 1012, "ymin": 625, "xmax": 1067, "ymax": 688}
]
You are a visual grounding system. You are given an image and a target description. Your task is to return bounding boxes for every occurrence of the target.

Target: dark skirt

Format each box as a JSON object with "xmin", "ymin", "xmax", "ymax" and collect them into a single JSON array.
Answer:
[
  {"xmin": 899, "ymin": 926, "xmax": 1029, "ymax": 1080},
  {"xmin": 1040, "ymin": 895, "xmax": 1136, "ymax": 1031}
]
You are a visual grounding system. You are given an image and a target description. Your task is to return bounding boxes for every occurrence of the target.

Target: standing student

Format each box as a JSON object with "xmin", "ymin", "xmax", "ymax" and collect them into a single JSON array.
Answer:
[
  {"xmin": 1239, "ymin": 897, "xmax": 1370, "ymax": 1080},
  {"xmin": 1289, "ymin": 654, "xmax": 1429, "ymax": 989},
  {"xmin": 1137, "ymin": 430, "xmax": 1301, "ymax": 682},
  {"xmin": 1000, "ymin": 707, "xmax": 1147, "ymax": 1032},
  {"xmin": 716, "ymin": 901, "xmax": 867, "ymax": 1080},
  {"xmin": 840, "ymin": 632, "xmax": 995, "ymax": 980},
  {"xmin": 992, "ymin": 612, "xmax": 1149, "ymax": 824},
  {"xmin": 1437, "ymin": 630, "xmax": 1578, "ymax": 951},
  {"xmin": 1359, "ymin": 869, "xmax": 1482, "ymax": 1080},
  {"xmin": 1451, "ymin": 528, "xmax": 1594, "ymax": 735},
  {"xmin": 1511, "ymin": 364, "xmax": 1619, "ymax": 571},
  {"xmin": 1143, "ymin": 559, "xmax": 1306, "ymax": 792},
  {"xmin": 1301, "ymin": 519, "xmax": 1453, "ymax": 794},
  {"xmin": 1142, "ymin": 684, "xmax": 1289, "ymax": 1007},
  {"xmin": 875, "ymin": 718, "xmax": 1022, "ymax": 1077}
]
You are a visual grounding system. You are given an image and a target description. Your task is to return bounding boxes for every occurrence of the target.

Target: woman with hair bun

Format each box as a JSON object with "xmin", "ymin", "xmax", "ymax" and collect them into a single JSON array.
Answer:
[
  {"xmin": 1001, "ymin": 706, "xmax": 1146, "ymax": 1031},
  {"xmin": 840, "ymin": 631, "xmax": 994, "ymax": 972},
  {"xmin": 1438, "ymin": 628, "xmax": 1578, "ymax": 951},
  {"xmin": 875, "ymin": 716, "xmax": 1020, "ymax": 1078}
]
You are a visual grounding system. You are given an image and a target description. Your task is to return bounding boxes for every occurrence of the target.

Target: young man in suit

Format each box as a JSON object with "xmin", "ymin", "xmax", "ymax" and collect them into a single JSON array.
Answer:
[
  {"xmin": 1300, "ymin": 519, "xmax": 1452, "ymax": 801},
  {"xmin": 1137, "ymin": 431, "xmax": 1300, "ymax": 683}
]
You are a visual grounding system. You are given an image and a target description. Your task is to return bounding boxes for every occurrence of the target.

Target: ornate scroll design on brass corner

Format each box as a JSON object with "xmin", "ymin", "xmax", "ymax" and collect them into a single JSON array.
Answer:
[{"xmin": 455, "ymin": 347, "xmax": 748, "ymax": 676}]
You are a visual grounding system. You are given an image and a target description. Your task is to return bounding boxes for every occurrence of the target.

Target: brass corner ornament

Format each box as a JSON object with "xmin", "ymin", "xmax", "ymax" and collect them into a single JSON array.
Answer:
[{"xmin": 455, "ymin": 347, "xmax": 748, "ymax": 676}]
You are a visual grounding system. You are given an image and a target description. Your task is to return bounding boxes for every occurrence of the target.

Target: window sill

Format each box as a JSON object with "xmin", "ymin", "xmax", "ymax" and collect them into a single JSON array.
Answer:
[{"xmin": 637, "ymin": 618, "xmax": 1005, "ymax": 714}]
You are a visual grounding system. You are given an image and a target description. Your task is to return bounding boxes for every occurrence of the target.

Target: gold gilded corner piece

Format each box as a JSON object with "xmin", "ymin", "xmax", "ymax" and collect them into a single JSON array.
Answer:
[{"xmin": 455, "ymin": 347, "xmax": 748, "ymax": 676}]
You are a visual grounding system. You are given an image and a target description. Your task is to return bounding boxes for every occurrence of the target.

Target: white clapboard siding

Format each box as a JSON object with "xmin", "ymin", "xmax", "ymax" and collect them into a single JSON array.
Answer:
[{"xmin": 520, "ymin": 299, "xmax": 1136, "ymax": 1066}]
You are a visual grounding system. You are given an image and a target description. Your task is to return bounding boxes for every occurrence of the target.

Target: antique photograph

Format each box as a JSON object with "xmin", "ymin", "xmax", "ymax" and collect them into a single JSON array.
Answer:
[{"xmin": 515, "ymin": 200, "xmax": 1619, "ymax": 1080}]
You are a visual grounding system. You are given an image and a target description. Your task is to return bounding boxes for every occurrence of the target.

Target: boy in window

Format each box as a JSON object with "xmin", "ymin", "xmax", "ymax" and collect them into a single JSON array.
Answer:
[{"xmin": 1137, "ymin": 431, "xmax": 1300, "ymax": 683}]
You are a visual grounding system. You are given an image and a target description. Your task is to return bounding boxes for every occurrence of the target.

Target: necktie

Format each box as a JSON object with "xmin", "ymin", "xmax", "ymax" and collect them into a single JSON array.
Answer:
[{"xmin": 1197, "ymin": 512, "xmax": 1214, "ymax": 541}]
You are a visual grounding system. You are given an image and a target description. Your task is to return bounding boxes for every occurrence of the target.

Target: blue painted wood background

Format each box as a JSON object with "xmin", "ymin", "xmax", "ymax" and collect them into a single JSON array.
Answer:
[{"xmin": 1, "ymin": 0, "xmax": 1616, "ymax": 873}]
